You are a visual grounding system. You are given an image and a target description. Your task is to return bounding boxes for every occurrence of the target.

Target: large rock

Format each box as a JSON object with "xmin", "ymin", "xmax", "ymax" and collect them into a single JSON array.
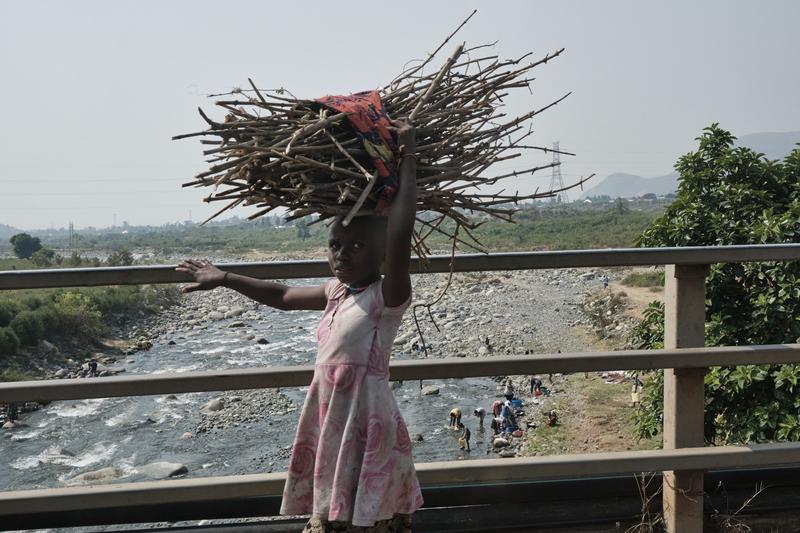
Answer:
[
  {"xmin": 420, "ymin": 385, "xmax": 440, "ymax": 396},
  {"xmin": 136, "ymin": 338, "xmax": 153, "ymax": 351},
  {"xmin": 224, "ymin": 307, "xmax": 245, "ymax": 318},
  {"xmin": 66, "ymin": 467, "xmax": 123, "ymax": 485},
  {"xmin": 207, "ymin": 311, "xmax": 224, "ymax": 321},
  {"xmin": 137, "ymin": 461, "xmax": 188, "ymax": 479},
  {"xmin": 394, "ymin": 331, "xmax": 414, "ymax": 346},
  {"xmin": 200, "ymin": 398, "xmax": 225, "ymax": 415},
  {"xmin": 492, "ymin": 437, "xmax": 510, "ymax": 449}
]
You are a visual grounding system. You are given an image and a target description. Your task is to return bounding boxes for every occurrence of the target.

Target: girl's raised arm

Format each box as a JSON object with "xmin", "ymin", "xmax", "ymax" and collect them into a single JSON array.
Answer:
[
  {"xmin": 382, "ymin": 118, "xmax": 417, "ymax": 308},
  {"xmin": 176, "ymin": 259, "xmax": 327, "ymax": 311}
]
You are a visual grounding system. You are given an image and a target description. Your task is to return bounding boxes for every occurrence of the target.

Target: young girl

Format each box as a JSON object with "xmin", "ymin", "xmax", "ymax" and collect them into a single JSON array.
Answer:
[{"xmin": 176, "ymin": 119, "xmax": 423, "ymax": 532}]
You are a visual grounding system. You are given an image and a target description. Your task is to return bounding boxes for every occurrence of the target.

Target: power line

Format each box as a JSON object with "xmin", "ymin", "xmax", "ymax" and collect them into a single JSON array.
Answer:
[
  {"xmin": 0, "ymin": 204, "xmax": 202, "ymax": 210},
  {"xmin": 1, "ymin": 178, "xmax": 185, "ymax": 183},
  {"xmin": 1, "ymin": 191, "xmax": 188, "ymax": 196}
]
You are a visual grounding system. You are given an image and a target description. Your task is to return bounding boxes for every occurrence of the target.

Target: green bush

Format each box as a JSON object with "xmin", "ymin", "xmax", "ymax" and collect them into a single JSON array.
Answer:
[
  {"xmin": 53, "ymin": 291, "xmax": 103, "ymax": 338},
  {"xmin": 0, "ymin": 367, "xmax": 33, "ymax": 381},
  {"xmin": 32, "ymin": 305, "xmax": 65, "ymax": 336},
  {"xmin": 20, "ymin": 294, "xmax": 44, "ymax": 310},
  {"xmin": 0, "ymin": 300, "xmax": 23, "ymax": 327},
  {"xmin": 621, "ymin": 271, "xmax": 665, "ymax": 288},
  {"xmin": 0, "ymin": 327, "xmax": 20, "ymax": 356},
  {"xmin": 86, "ymin": 286, "xmax": 143, "ymax": 314},
  {"xmin": 10, "ymin": 310, "xmax": 45, "ymax": 346},
  {"xmin": 30, "ymin": 248, "xmax": 60, "ymax": 267}
]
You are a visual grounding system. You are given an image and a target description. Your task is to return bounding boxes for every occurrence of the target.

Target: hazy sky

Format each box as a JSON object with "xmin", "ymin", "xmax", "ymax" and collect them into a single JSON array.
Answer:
[{"xmin": 2, "ymin": 0, "xmax": 798, "ymax": 230}]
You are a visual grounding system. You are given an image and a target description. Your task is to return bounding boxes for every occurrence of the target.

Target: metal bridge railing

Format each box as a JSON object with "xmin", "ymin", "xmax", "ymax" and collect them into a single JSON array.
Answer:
[{"xmin": 2, "ymin": 244, "xmax": 800, "ymax": 533}]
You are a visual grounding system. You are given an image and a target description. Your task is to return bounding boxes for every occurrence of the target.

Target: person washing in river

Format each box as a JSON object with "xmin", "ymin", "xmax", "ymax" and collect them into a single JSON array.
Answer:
[
  {"xmin": 449, "ymin": 407, "xmax": 462, "ymax": 429},
  {"xmin": 473, "ymin": 407, "xmax": 486, "ymax": 428},
  {"xmin": 500, "ymin": 400, "xmax": 517, "ymax": 433},
  {"xmin": 490, "ymin": 415, "xmax": 503, "ymax": 435},
  {"xmin": 491, "ymin": 399, "xmax": 503, "ymax": 417},
  {"xmin": 177, "ymin": 118, "xmax": 422, "ymax": 532},
  {"xmin": 503, "ymin": 379, "xmax": 515, "ymax": 401},
  {"xmin": 457, "ymin": 422, "xmax": 471, "ymax": 452},
  {"xmin": 530, "ymin": 376, "xmax": 542, "ymax": 396}
]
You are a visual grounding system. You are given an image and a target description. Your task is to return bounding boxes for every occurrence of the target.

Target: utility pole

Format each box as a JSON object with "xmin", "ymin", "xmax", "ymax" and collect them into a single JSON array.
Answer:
[
  {"xmin": 548, "ymin": 141, "xmax": 568, "ymax": 204},
  {"xmin": 68, "ymin": 222, "xmax": 77, "ymax": 253}
]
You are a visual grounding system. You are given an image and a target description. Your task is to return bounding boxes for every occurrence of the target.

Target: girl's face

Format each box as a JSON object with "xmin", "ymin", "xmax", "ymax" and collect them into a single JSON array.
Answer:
[{"xmin": 327, "ymin": 216, "xmax": 385, "ymax": 287}]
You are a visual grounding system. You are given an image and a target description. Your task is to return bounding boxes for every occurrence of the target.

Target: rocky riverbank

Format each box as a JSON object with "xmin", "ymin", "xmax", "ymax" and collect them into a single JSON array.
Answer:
[{"xmin": 4, "ymin": 260, "xmax": 651, "ymax": 463}]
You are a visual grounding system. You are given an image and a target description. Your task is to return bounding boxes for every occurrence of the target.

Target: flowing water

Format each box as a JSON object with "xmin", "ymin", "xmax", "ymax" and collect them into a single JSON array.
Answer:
[{"xmin": 1, "ymin": 291, "xmax": 503, "ymax": 493}]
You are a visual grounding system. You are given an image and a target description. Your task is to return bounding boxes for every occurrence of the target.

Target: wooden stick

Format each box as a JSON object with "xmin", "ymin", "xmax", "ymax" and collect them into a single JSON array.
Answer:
[
  {"xmin": 409, "ymin": 44, "xmax": 465, "ymax": 122},
  {"xmin": 342, "ymin": 171, "xmax": 379, "ymax": 227}
]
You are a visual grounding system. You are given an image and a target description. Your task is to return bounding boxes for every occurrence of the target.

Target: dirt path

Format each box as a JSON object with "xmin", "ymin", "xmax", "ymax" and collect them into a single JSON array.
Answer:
[{"xmin": 510, "ymin": 269, "xmax": 663, "ymax": 457}]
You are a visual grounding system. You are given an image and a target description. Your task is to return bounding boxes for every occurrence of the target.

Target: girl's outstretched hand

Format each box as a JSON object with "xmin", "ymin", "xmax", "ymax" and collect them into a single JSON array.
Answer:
[{"xmin": 175, "ymin": 259, "xmax": 226, "ymax": 293}]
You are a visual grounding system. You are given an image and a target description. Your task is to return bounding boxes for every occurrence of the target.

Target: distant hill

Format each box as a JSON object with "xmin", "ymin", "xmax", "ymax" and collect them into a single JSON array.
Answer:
[
  {"xmin": 581, "ymin": 130, "xmax": 799, "ymax": 199},
  {"xmin": 735, "ymin": 131, "xmax": 800, "ymax": 160},
  {"xmin": 0, "ymin": 223, "xmax": 21, "ymax": 241},
  {"xmin": 581, "ymin": 172, "xmax": 679, "ymax": 199}
]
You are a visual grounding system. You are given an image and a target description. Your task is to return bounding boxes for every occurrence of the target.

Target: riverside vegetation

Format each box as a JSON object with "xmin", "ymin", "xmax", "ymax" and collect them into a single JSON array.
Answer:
[
  {"xmin": 0, "ymin": 285, "xmax": 179, "ymax": 382},
  {"xmin": 0, "ymin": 201, "xmax": 666, "ymax": 258},
  {"xmin": 630, "ymin": 124, "xmax": 800, "ymax": 445},
  {"xmin": 0, "ymin": 202, "xmax": 663, "ymax": 389}
]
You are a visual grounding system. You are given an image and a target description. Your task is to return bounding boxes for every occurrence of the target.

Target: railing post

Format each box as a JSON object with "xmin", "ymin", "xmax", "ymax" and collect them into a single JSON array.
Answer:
[{"xmin": 662, "ymin": 264, "xmax": 709, "ymax": 533}]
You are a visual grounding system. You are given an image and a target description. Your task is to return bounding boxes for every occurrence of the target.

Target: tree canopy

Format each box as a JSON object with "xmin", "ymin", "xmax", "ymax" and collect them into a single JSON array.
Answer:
[
  {"xmin": 631, "ymin": 124, "xmax": 800, "ymax": 444},
  {"xmin": 9, "ymin": 233, "xmax": 42, "ymax": 259}
]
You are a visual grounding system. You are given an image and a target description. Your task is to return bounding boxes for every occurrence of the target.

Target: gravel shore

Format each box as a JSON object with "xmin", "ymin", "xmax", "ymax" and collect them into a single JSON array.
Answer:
[{"xmin": 11, "ymin": 261, "xmax": 639, "ymax": 460}]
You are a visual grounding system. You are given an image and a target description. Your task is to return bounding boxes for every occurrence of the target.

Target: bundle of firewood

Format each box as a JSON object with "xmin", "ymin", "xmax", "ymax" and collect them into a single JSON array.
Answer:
[{"xmin": 175, "ymin": 13, "xmax": 590, "ymax": 254}]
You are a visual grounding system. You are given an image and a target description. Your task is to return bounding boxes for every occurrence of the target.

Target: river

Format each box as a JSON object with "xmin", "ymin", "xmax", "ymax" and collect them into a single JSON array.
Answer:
[{"xmin": 2, "ymin": 284, "xmax": 504, "ymax": 493}]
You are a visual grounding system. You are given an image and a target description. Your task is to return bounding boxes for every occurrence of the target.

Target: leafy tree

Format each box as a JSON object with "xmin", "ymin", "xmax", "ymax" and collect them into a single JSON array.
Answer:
[
  {"xmin": 10, "ymin": 233, "xmax": 42, "ymax": 259},
  {"xmin": 631, "ymin": 124, "xmax": 800, "ymax": 444},
  {"xmin": 30, "ymin": 247, "xmax": 60, "ymax": 267},
  {"xmin": 106, "ymin": 248, "xmax": 134, "ymax": 266}
]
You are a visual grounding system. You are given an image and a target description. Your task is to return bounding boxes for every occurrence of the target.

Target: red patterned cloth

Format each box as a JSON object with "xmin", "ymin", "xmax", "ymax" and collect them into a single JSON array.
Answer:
[{"xmin": 316, "ymin": 91, "xmax": 399, "ymax": 213}]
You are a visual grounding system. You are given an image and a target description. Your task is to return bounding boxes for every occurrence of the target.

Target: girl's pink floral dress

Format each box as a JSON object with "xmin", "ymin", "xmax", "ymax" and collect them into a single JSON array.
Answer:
[{"xmin": 280, "ymin": 278, "xmax": 424, "ymax": 527}]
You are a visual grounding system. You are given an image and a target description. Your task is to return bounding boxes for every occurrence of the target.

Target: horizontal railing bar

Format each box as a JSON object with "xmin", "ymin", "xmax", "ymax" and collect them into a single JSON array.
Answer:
[
  {"xmin": 8, "ymin": 469, "xmax": 800, "ymax": 531},
  {"xmin": 2, "ymin": 244, "xmax": 800, "ymax": 290},
  {"xmin": 3, "ymin": 443, "xmax": 800, "ymax": 515},
  {"xmin": 2, "ymin": 344, "xmax": 799, "ymax": 403}
]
